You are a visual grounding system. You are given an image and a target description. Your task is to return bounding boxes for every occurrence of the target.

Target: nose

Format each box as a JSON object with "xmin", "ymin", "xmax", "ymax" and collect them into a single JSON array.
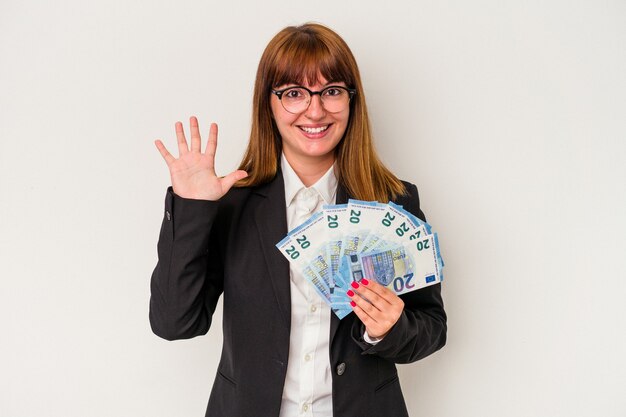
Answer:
[{"xmin": 305, "ymin": 94, "xmax": 326, "ymax": 120}]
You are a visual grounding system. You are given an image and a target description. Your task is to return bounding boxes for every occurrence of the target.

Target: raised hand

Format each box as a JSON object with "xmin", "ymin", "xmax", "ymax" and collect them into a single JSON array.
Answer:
[
  {"xmin": 347, "ymin": 278, "xmax": 405, "ymax": 339},
  {"xmin": 154, "ymin": 116, "xmax": 248, "ymax": 201}
]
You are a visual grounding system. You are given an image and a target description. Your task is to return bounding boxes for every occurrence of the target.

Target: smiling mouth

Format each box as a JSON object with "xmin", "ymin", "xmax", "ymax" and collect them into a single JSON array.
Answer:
[{"xmin": 298, "ymin": 124, "xmax": 331, "ymax": 134}]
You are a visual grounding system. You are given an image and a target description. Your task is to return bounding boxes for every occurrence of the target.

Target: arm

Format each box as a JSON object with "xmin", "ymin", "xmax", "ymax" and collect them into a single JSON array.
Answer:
[
  {"xmin": 149, "ymin": 116, "xmax": 247, "ymax": 341},
  {"xmin": 350, "ymin": 182, "xmax": 447, "ymax": 363},
  {"xmin": 149, "ymin": 188, "xmax": 223, "ymax": 341}
]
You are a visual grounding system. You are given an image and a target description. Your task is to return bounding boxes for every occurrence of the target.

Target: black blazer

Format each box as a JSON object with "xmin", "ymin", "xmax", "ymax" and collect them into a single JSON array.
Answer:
[{"xmin": 149, "ymin": 170, "xmax": 446, "ymax": 417}]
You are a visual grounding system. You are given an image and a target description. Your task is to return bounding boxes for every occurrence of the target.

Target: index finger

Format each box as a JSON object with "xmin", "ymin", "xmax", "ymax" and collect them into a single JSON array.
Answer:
[{"xmin": 359, "ymin": 278, "xmax": 402, "ymax": 305}]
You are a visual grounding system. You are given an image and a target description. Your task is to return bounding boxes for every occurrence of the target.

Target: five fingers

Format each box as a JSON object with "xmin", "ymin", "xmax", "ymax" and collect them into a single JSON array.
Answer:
[{"xmin": 154, "ymin": 116, "xmax": 248, "ymax": 190}]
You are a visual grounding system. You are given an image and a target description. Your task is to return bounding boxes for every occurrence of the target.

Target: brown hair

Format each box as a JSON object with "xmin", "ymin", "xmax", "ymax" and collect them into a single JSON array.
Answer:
[{"xmin": 236, "ymin": 23, "xmax": 407, "ymax": 202}]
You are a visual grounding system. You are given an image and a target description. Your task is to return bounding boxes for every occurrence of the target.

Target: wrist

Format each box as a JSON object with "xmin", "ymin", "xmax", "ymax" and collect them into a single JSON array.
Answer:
[{"xmin": 363, "ymin": 329, "xmax": 387, "ymax": 344}]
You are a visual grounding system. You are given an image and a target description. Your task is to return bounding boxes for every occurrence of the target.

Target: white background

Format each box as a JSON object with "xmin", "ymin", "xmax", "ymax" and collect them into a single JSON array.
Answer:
[{"xmin": 1, "ymin": 1, "xmax": 625, "ymax": 416}]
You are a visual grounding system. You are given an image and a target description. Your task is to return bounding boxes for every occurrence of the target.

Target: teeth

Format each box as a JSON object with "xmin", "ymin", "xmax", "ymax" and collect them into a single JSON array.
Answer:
[{"xmin": 300, "ymin": 125, "xmax": 329, "ymax": 134}]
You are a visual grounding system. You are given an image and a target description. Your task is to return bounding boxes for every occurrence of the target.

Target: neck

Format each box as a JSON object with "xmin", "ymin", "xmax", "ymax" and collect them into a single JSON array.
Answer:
[{"xmin": 284, "ymin": 153, "xmax": 335, "ymax": 187}]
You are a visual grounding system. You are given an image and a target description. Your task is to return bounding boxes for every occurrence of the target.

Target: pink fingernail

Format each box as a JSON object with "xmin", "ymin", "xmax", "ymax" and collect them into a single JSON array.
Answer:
[
  {"xmin": 347, "ymin": 290, "xmax": 355, "ymax": 297},
  {"xmin": 350, "ymin": 301, "xmax": 356, "ymax": 307},
  {"xmin": 361, "ymin": 279, "xmax": 369, "ymax": 286},
  {"xmin": 351, "ymin": 281, "xmax": 359, "ymax": 289}
]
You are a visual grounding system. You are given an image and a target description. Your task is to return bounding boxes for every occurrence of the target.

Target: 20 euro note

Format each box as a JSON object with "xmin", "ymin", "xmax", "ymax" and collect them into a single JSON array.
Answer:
[
  {"xmin": 301, "ymin": 263, "xmax": 351, "ymax": 319},
  {"xmin": 336, "ymin": 234, "xmax": 441, "ymax": 296},
  {"xmin": 368, "ymin": 209, "xmax": 430, "ymax": 253},
  {"xmin": 381, "ymin": 202, "xmax": 444, "ymax": 279},
  {"xmin": 276, "ymin": 213, "xmax": 330, "ymax": 298},
  {"xmin": 345, "ymin": 199, "xmax": 388, "ymax": 253},
  {"xmin": 299, "ymin": 258, "xmax": 352, "ymax": 319},
  {"xmin": 276, "ymin": 212, "xmax": 352, "ymax": 318},
  {"xmin": 321, "ymin": 204, "xmax": 348, "ymax": 280}
]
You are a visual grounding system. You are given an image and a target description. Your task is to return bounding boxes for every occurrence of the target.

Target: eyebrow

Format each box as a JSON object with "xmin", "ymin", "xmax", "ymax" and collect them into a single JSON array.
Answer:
[{"xmin": 278, "ymin": 80, "xmax": 346, "ymax": 89}]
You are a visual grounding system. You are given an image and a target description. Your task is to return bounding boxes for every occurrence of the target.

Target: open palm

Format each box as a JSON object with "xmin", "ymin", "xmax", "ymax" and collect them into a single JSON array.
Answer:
[{"xmin": 154, "ymin": 116, "xmax": 248, "ymax": 201}]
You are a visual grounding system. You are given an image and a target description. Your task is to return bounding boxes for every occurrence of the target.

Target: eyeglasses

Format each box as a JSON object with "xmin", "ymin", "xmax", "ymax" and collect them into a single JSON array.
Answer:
[{"xmin": 271, "ymin": 85, "xmax": 356, "ymax": 114}]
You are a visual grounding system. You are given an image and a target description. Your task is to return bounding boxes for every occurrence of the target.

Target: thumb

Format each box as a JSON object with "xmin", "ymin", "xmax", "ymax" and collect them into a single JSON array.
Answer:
[{"xmin": 220, "ymin": 170, "xmax": 248, "ymax": 193}]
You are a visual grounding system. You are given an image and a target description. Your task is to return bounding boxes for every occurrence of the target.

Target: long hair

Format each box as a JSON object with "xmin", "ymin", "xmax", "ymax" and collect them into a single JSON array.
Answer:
[{"xmin": 236, "ymin": 23, "xmax": 407, "ymax": 201}]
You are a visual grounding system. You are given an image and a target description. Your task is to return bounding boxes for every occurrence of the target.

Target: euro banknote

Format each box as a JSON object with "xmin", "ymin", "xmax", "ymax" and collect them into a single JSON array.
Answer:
[{"xmin": 276, "ymin": 199, "xmax": 444, "ymax": 319}]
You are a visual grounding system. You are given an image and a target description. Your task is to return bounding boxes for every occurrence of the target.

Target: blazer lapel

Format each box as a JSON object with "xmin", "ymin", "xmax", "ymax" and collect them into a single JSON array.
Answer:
[
  {"xmin": 330, "ymin": 182, "xmax": 350, "ymax": 346},
  {"xmin": 336, "ymin": 182, "xmax": 349, "ymax": 205},
  {"xmin": 253, "ymin": 171, "xmax": 292, "ymax": 330}
]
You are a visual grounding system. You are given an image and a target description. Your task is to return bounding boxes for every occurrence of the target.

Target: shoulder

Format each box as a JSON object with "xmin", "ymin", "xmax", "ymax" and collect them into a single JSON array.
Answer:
[{"xmin": 394, "ymin": 180, "xmax": 426, "ymax": 223}]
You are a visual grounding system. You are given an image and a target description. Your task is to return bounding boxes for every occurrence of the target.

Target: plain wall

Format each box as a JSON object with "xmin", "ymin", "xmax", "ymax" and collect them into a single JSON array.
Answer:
[{"xmin": 1, "ymin": 0, "xmax": 625, "ymax": 416}]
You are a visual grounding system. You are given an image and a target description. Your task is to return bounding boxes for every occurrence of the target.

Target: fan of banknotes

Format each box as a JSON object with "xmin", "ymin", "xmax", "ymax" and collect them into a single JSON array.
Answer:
[{"xmin": 276, "ymin": 199, "xmax": 444, "ymax": 319}]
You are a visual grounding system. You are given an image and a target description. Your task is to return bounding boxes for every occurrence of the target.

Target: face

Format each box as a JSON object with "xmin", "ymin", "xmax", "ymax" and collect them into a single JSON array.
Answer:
[{"xmin": 270, "ymin": 76, "xmax": 350, "ymax": 169}]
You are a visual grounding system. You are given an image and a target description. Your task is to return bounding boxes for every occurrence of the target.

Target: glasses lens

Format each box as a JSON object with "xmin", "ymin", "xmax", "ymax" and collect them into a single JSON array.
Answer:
[
  {"xmin": 320, "ymin": 87, "xmax": 350, "ymax": 113},
  {"xmin": 281, "ymin": 87, "xmax": 310, "ymax": 113}
]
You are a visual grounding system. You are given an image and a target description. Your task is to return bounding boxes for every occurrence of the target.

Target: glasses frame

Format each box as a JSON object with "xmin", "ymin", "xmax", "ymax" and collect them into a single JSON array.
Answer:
[{"xmin": 271, "ymin": 85, "xmax": 357, "ymax": 114}]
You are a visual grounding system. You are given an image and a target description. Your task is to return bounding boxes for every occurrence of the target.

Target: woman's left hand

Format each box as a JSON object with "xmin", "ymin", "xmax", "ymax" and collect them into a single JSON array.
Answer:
[{"xmin": 347, "ymin": 279, "xmax": 405, "ymax": 339}]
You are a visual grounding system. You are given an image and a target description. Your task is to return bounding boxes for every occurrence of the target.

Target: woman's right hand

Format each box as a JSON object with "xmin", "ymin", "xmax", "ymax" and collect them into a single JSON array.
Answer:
[{"xmin": 154, "ymin": 116, "xmax": 248, "ymax": 201}]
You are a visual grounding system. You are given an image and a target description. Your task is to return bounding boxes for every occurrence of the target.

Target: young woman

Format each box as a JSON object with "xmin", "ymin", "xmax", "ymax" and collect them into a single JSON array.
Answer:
[{"xmin": 150, "ymin": 23, "xmax": 446, "ymax": 417}]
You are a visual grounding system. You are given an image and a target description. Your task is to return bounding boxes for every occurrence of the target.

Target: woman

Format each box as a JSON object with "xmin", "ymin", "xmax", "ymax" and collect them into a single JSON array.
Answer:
[{"xmin": 150, "ymin": 23, "xmax": 446, "ymax": 417}]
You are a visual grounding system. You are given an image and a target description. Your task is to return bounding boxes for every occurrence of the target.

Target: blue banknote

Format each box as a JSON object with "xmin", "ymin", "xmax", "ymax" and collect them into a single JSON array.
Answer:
[{"xmin": 277, "ymin": 200, "xmax": 445, "ymax": 319}]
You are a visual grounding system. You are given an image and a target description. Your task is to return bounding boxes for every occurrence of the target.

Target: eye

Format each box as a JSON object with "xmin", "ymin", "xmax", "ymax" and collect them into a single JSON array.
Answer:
[
  {"xmin": 323, "ymin": 87, "xmax": 345, "ymax": 97},
  {"xmin": 284, "ymin": 88, "xmax": 306, "ymax": 99}
]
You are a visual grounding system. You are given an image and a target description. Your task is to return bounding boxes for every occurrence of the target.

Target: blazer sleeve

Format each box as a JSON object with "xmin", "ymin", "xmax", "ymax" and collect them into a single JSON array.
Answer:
[
  {"xmin": 149, "ymin": 187, "xmax": 224, "ymax": 341},
  {"xmin": 350, "ymin": 182, "xmax": 447, "ymax": 363}
]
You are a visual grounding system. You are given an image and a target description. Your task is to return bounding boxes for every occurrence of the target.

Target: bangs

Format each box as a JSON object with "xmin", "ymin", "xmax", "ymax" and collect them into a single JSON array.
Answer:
[{"xmin": 270, "ymin": 32, "xmax": 355, "ymax": 88}]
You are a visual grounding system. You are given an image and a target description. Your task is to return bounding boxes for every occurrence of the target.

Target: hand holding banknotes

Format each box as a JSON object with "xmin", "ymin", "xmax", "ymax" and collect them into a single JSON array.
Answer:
[
  {"xmin": 347, "ymin": 278, "xmax": 405, "ymax": 339},
  {"xmin": 154, "ymin": 116, "xmax": 248, "ymax": 200}
]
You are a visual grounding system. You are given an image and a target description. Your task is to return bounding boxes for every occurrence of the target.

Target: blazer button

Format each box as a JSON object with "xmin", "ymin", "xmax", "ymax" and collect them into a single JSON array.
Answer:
[
  {"xmin": 336, "ymin": 362, "xmax": 346, "ymax": 376},
  {"xmin": 165, "ymin": 211, "xmax": 171, "ymax": 221}
]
